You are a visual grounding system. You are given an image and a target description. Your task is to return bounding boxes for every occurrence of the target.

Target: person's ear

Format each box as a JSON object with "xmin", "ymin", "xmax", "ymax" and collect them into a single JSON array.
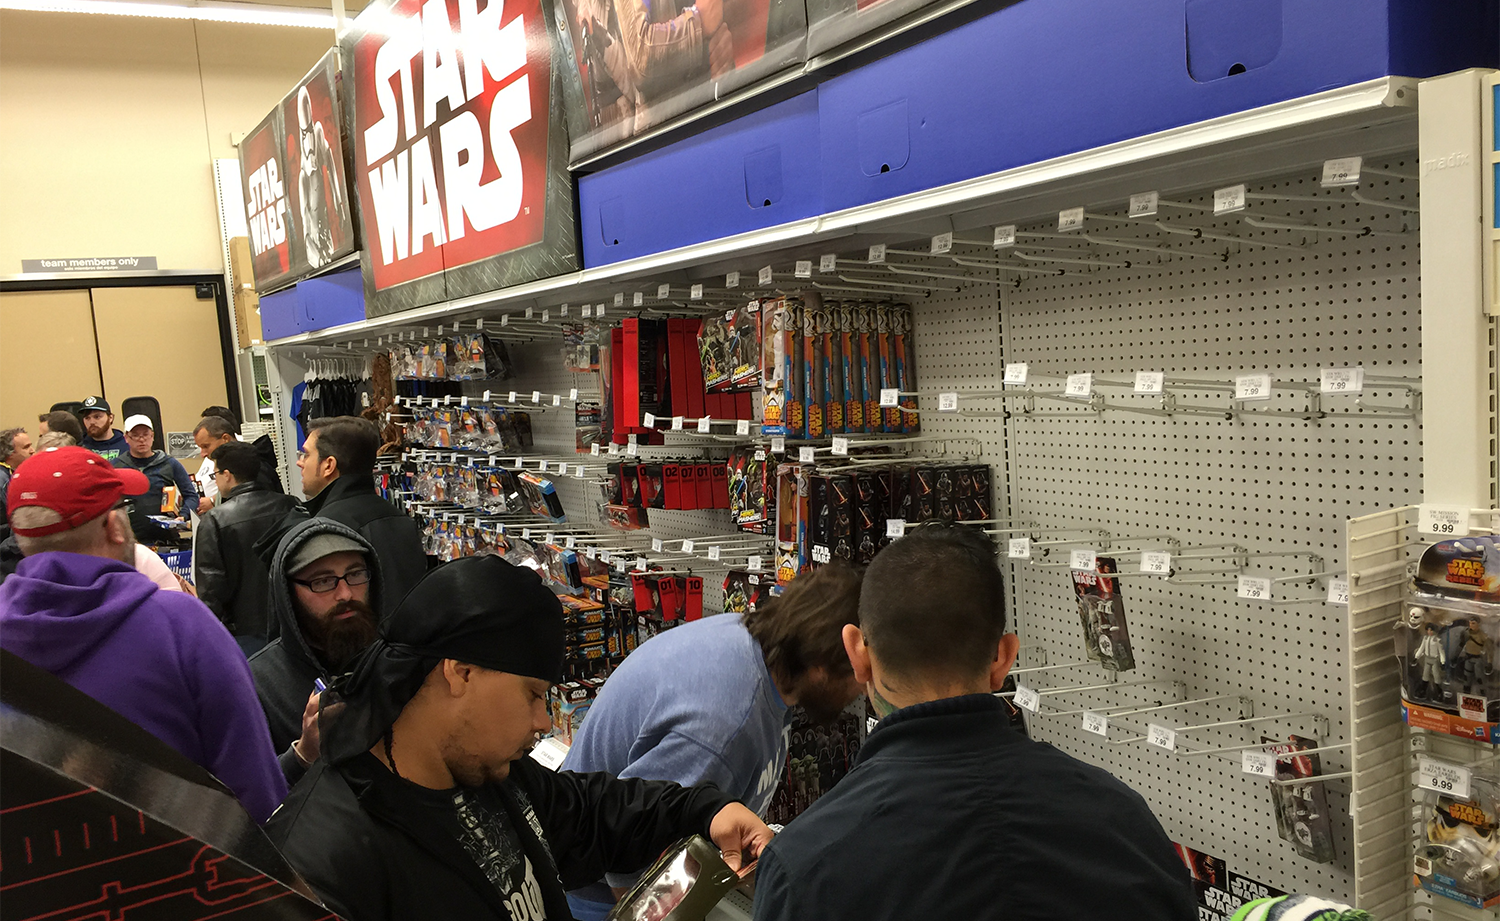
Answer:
[
  {"xmin": 988, "ymin": 633, "xmax": 1021, "ymax": 692},
  {"xmin": 105, "ymin": 509, "xmax": 131, "ymax": 546},
  {"xmin": 842, "ymin": 624, "xmax": 873, "ymax": 685},
  {"xmin": 441, "ymin": 659, "xmax": 475, "ymax": 697}
]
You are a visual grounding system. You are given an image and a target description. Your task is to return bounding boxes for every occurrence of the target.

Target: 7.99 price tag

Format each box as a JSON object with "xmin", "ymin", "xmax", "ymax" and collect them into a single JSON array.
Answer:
[
  {"xmin": 1139, "ymin": 551, "xmax": 1171, "ymax": 575},
  {"xmin": 1418, "ymin": 757, "xmax": 1472, "ymax": 799},
  {"xmin": 1007, "ymin": 537, "xmax": 1031, "ymax": 559},
  {"xmin": 1147, "ymin": 724, "xmax": 1177, "ymax": 752},
  {"xmin": 1241, "ymin": 749, "xmax": 1275, "ymax": 777},
  {"xmin": 1013, "ymin": 685, "xmax": 1040, "ymax": 713},
  {"xmin": 1082, "ymin": 711, "xmax": 1109, "ymax": 736},
  {"xmin": 1237, "ymin": 576, "xmax": 1272, "ymax": 601}
]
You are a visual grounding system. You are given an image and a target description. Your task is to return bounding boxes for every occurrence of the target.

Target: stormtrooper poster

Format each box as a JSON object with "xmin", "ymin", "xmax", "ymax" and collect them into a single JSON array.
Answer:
[
  {"xmin": 341, "ymin": 0, "xmax": 580, "ymax": 318},
  {"xmin": 237, "ymin": 50, "xmax": 357, "ymax": 294},
  {"xmin": 281, "ymin": 51, "xmax": 357, "ymax": 276}
]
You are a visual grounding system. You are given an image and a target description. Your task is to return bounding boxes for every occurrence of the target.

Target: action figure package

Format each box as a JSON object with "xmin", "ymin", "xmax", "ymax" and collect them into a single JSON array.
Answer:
[
  {"xmin": 761, "ymin": 297, "xmax": 795, "ymax": 436},
  {"xmin": 1398, "ymin": 536, "xmax": 1500, "ymax": 742},
  {"xmin": 819, "ymin": 303, "xmax": 845, "ymax": 434},
  {"xmin": 1261, "ymin": 736, "xmax": 1335, "ymax": 864},
  {"xmin": 839, "ymin": 303, "xmax": 865, "ymax": 434},
  {"xmin": 776, "ymin": 463, "xmax": 810, "ymax": 585},
  {"xmin": 1072, "ymin": 556, "xmax": 1137, "ymax": 672},
  {"xmin": 728, "ymin": 447, "xmax": 770, "ymax": 528},
  {"xmin": 549, "ymin": 679, "xmax": 601, "ymax": 744},
  {"xmin": 723, "ymin": 570, "xmax": 772, "ymax": 614},
  {"xmin": 698, "ymin": 302, "xmax": 762, "ymax": 392},
  {"xmin": 575, "ymin": 401, "xmax": 603, "ymax": 453},
  {"xmin": 517, "ymin": 472, "xmax": 566, "ymax": 521},
  {"xmin": 1416, "ymin": 768, "xmax": 1500, "ymax": 908},
  {"xmin": 801, "ymin": 294, "xmax": 825, "ymax": 438}
]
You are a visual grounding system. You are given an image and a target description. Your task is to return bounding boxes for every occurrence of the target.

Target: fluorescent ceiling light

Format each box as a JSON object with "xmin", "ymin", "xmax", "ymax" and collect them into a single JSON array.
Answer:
[{"xmin": 0, "ymin": 0, "xmax": 336, "ymax": 28}]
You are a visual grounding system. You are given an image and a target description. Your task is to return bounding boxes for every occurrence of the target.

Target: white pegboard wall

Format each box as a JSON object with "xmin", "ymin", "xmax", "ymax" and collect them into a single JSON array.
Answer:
[{"xmin": 898, "ymin": 158, "xmax": 1423, "ymax": 904}]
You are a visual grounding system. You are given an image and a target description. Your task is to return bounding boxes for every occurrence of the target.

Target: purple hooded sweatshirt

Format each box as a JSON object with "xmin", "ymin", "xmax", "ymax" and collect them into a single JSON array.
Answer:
[{"xmin": 0, "ymin": 552, "xmax": 288, "ymax": 823}]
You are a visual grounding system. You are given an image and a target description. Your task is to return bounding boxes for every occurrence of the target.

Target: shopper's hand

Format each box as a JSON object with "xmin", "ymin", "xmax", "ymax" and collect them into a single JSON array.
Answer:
[
  {"xmin": 176, "ymin": 575, "xmax": 197, "ymax": 597},
  {"xmin": 708, "ymin": 802, "xmax": 774, "ymax": 872},
  {"xmin": 695, "ymin": 0, "xmax": 722, "ymax": 37},
  {"xmin": 197, "ymin": 497, "xmax": 213, "ymax": 515},
  {"xmin": 292, "ymin": 691, "xmax": 322, "ymax": 766}
]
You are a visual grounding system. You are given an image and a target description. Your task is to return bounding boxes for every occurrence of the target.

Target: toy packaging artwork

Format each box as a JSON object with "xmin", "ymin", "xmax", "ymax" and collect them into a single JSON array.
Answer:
[
  {"xmin": 1398, "ymin": 536, "xmax": 1500, "ymax": 742},
  {"xmin": 698, "ymin": 302, "xmax": 763, "ymax": 392},
  {"xmin": 1072, "ymin": 556, "xmax": 1136, "ymax": 672},
  {"xmin": 1261, "ymin": 735, "xmax": 1334, "ymax": 864},
  {"xmin": 1416, "ymin": 767, "xmax": 1500, "ymax": 908}
]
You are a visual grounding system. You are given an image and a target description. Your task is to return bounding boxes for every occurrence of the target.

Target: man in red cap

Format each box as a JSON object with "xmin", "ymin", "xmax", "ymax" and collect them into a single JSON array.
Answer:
[{"xmin": 0, "ymin": 447, "xmax": 287, "ymax": 824}]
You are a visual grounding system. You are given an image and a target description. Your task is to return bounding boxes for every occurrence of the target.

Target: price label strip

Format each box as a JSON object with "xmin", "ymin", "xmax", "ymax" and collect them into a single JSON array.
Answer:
[
  {"xmin": 1418, "ymin": 757, "xmax": 1472, "ymax": 800},
  {"xmin": 1082, "ymin": 711, "xmax": 1109, "ymax": 736},
  {"xmin": 1013, "ymin": 684, "xmax": 1041, "ymax": 713}
]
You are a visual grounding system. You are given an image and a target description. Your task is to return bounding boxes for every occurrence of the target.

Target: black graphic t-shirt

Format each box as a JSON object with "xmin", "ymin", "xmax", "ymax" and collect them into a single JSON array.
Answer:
[{"xmin": 443, "ymin": 785, "xmax": 549, "ymax": 921}]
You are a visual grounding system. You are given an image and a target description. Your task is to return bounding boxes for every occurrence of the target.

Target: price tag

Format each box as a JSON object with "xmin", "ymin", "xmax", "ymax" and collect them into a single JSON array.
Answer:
[
  {"xmin": 1140, "ymin": 551, "xmax": 1172, "ymax": 575},
  {"xmin": 651, "ymin": 538, "xmax": 664, "ymax": 552},
  {"xmin": 879, "ymin": 388, "xmax": 900, "ymax": 407},
  {"xmin": 591, "ymin": 444, "xmax": 600, "ymax": 456},
  {"xmin": 1013, "ymin": 684, "xmax": 1041, "ymax": 713},
  {"xmin": 642, "ymin": 412, "xmax": 656, "ymax": 428},
  {"xmin": 886, "ymin": 519, "xmax": 906, "ymax": 538},
  {"xmin": 615, "ymin": 558, "xmax": 627, "ymax": 572},
  {"xmin": 1234, "ymin": 373, "xmax": 1272, "ymax": 401},
  {"xmin": 758, "ymin": 266, "xmax": 774, "ymax": 286},
  {"xmin": 1147, "ymin": 724, "xmax": 1177, "ymax": 751},
  {"xmin": 581, "ymin": 304, "xmax": 593, "ymax": 318},
  {"xmin": 938, "ymin": 392, "xmax": 959, "ymax": 412},
  {"xmin": 1418, "ymin": 757, "xmax": 1472, "ymax": 799},
  {"xmin": 544, "ymin": 532, "xmax": 556, "ymax": 545},
  {"xmin": 725, "ymin": 271, "xmax": 740, "ymax": 289},
  {"xmin": 1419, "ymin": 504, "xmax": 1471, "ymax": 537},
  {"xmin": 599, "ymin": 549, "xmax": 611, "ymax": 563},
  {"xmin": 524, "ymin": 308, "xmax": 533, "ymax": 321},
  {"xmin": 1214, "ymin": 184, "xmax": 1248, "ymax": 214},
  {"xmin": 748, "ymin": 555, "xmax": 763, "ymax": 571},
  {"xmin": 1058, "ymin": 207, "xmax": 1085, "ymax": 232},
  {"xmin": 690, "ymin": 284, "xmax": 704, "ymax": 300},
  {"xmin": 633, "ymin": 292, "xmax": 644, "ymax": 307},
  {"xmin": 1007, "ymin": 537, "xmax": 1031, "ymax": 559},
  {"xmin": 1319, "ymin": 367, "xmax": 1364, "ymax": 394},
  {"xmin": 532, "ymin": 390, "xmax": 541, "ymax": 404},
  {"xmin": 496, "ymin": 523, "xmax": 506, "ymax": 534},
  {"xmin": 1135, "ymin": 371, "xmax": 1164, "ymax": 394},
  {"xmin": 1242, "ymin": 749, "xmax": 1276, "ymax": 777},
  {"xmin": 565, "ymin": 535, "xmax": 577, "ymax": 550},
  {"xmin": 626, "ymin": 442, "xmax": 638, "ymax": 456},
  {"xmin": 697, "ymin": 416, "xmax": 712, "ymax": 434},
  {"xmin": 1003, "ymin": 363, "xmax": 1028, "ymax": 384},
  {"xmin": 522, "ymin": 527, "xmax": 533, "ymax": 539},
  {"xmin": 1082, "ymin": 711, "xmax": 1109, "ymax": 736},
  {"xmin": 614, "ymin": 293, "xmax": 625, "ymax": 307},
  {"xmin": 541, "ymin": 308, "xmax": 550, "ymax": 323},
  {"xmin": 569, "ymin": 388, "xmax": 578, "ymax": 400},
  {"xmin": 771, "ymin": 436, "xmax": 786, "ymax": 454},
  {"xmin": 482, "ymin": 390, "xmax": 491, "ymax": 402},
  {"xmin": 799, "ymin": 446, "xmax": 816, "ymax": 463},
  {"xmin": 682, "ymin": 540, "xmax": 695, "ymax": 553},
  {"xmin": 671, "ymin": 416, "xmax": 684, "ymax": 431},
  {"xmin": 993, "ymin": 225, "xmax": 1017, "ymax": 248},
  {"xmin": 736, "ymin": 420, "xmax": 751, "ymax": 437},
  {"xmin": 1327, "ymin": 577, "xmax": 1350, "ymax": 605},
  {"xmin": 1070, "ymin": 549, "xmax": 1097, "ymax": 571},
  {"xmin": 831, "ymin": 436, "xmax": 850, "ymax": 456},
  {"xmin": 867, "ymin": 244, "xmax": 886, "ymax": 264},
  {"xmin": 596, "ymin": 303, "xmax": 606, "ymax": 318},
  {"xmin": 529, "ymin": 737, "xmax": 568, "ymax": 770},
  {"xmin": 1128, "ymin": 191, "xmax": 1159, "ymax": 218},
  {"xmin": 1237, "ymin": 576, "xmax": 1272, "ymax": 600},
  {"xmin": 559, "ymin": 304, "xmax": 569, "ymax": 317},
  {"xmin": 795, "ymin": 260, "xmax": 812, "ymax": 279},
  {"xmin": 1065, "ymin": 373, "xmax": 1093, "ymax": 397},
  {"xmin": 576, "ymin": 465, "xmax": 587, "ymax": 478},
  {"xmin": 930, "ymin": 232, "xmax": 953, "ymax": 255},
  {"xmin": 1321, "ymin": 156, "xmax": 1362, "ymax": 188},
  {"xmin": 584, "ymin": 546, "xmax": 595, "ymax": 559},
  {"xmin": 608, "ymin": 443, "xmax": 620, "ymax": 455},
  {"xmin": 538, "ymin": 460, "xmax": 551, "ymax": 473},
  {"xmin": 553, "ymin": 394, "xmax": 562, "ymax": 407},
  {"xmin": 508, "ymin": 390, "xmax": 518, "ymax": 403},
  {"xmin": 708, "ymin": 546, "xmax": 721, "ymax": 561},
  {"xmin": 819, "ymin": 254, "xmax": 838, "ymax": 272},
  {"xmin": 634, "ymin": 557, "xmax": 648, "ymax": 572}
]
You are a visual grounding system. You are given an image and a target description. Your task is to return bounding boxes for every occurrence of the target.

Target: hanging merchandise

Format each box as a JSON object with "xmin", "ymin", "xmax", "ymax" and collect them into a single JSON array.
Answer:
[
  {"xmin": 1398, "ymin": 537, "xmax": 1500, "ymax": 742},
  {"xmin": 775, "ymin": 463, "xmax": 810, "ymax": 585},
  {"xmin": 389, "ymin": 332, "xmax": 512, "ymax": 383},
  {"xmin": 1261, "ymin": 736, "xmax": 1335, "ymax": 865},
  {"xmin": 1071, "ymin": 557, "xmax": 1137, "ymax": 672},
  {"xmin": 575, "ymin": 401, "xmax": 603, "ymax": 453},
  {"xmin": 728, "ymin": 447, "xmax": 771, "ymax": 529},
  {"xmin": 1416, "ymin": 767, "xmax": 1500, "ymax": 909},
  {"xmin": 763, "ymin": 709, "xmax": 864, "ymax": 827},
  {"xmin": 299, "ymin": 355, "xmax": 373, "ymax": 438},
  {"xmin": 698, "ymin": 302, "xmax": 763, "ymax": 393},
  {"xmin": 761, "ymin": 297, "xmax": 796, "ymax": 436},
  {"xmin": 562, "ymin": 322, "xmax": 604, "ymax": 372},
  {"xmin": 722, "ymin": 570, "xmax": 772, "ymax": 615}
]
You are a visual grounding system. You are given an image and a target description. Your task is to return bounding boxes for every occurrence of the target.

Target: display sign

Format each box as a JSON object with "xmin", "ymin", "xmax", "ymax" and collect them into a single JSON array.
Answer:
[
  {"xmin": 238, "ymin": 50, "xmax": 358, "ymax": 295},
  {"xmin": 343, "ymin": 0, "xmax": 579, "ymax": 317},
  {"xmin": 21, "ymin": 256, "xmax": 158, "ymax": 273},
  {"xmin": 553, "ymin": 0, "xmax": 808, "ymax": 162}
]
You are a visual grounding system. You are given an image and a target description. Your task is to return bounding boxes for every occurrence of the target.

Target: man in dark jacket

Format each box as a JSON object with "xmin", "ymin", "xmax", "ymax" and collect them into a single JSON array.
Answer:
[
  {"xmin": 193, "ymin": 441, "xmax": 300, "ymax": 653},
  {"xmin": 265, "ymin": 556, "xmax": 773, "ymax": 921},
  {"xmin": 297, "ymin": 415, "xmax": 425, "ymax": 615},
  {"xmin": 251, "ymin": 516, "xmax": 381, "ymax": 784},
  {"xmin": 113, "ymin": 415, "xmax": 198, "ymax": 544},
  {"xmin": 752, "ymin": 525, "xmax": 1197, "ymax": 921}
]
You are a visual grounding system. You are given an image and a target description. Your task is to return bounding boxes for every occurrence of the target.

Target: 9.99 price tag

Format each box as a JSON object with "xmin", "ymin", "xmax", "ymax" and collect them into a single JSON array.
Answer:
[
  {"xmin": 1013, "ymin": 684, "xmax": 1040, "ymax": 713},
  {"xmin": 1418, "ymin": 757, "xmax": 1472, "ymax": 799},
  {"xmin": 1419, "ymin": 504, "xmax": 1470, "ymax": 537}
]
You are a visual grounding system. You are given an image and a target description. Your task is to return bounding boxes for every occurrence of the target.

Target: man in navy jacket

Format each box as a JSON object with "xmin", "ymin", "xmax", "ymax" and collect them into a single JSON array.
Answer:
[{"xmin": 752, "ymin": 524, "xmax": 1197, "ymax": 921}]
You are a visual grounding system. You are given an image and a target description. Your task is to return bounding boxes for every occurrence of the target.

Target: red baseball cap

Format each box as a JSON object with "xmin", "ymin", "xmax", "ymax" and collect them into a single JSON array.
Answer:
[{"xmin": 7, "ymin": 446, "xmax": 149, "ymax": 537}]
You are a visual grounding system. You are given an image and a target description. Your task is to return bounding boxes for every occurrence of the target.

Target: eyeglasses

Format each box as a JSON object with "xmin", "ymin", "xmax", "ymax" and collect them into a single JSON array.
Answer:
[
  {"xmin": 291, "ymin": 568, "xmax": 372, "ymax": 594},
  {"xmin": 111, "ymin": 498, "xmax": 135, "ymax": 513}
]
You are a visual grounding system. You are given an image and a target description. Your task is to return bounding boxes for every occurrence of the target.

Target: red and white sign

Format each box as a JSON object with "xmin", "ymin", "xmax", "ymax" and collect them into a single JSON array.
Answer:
[{"xmin": 348, "ymin": 0, "xmax": 553, "ymax": 293}]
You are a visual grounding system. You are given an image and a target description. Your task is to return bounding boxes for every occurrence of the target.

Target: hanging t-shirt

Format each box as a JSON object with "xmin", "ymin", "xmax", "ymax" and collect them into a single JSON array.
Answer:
[{"xmin": 445, "ymin": 785, "xmax": 549, "ymax": 921}]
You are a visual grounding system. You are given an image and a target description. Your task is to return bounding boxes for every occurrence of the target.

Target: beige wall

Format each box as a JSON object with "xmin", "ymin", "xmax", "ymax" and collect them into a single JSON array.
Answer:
[{"xmin": 0, "ymin": 11, "xmax": 339, "ymax": 273}]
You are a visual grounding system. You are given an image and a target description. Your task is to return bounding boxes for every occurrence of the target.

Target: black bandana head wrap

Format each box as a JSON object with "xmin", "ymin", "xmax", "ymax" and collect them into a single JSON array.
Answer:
[{"xmin": 320, "ymin": 555, "xmax": 565, "ymax": 766}]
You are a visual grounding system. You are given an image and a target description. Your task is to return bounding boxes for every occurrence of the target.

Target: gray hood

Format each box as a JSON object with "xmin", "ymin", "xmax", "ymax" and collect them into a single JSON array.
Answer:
[{"xmin": 267, "ymin": 517, "xmax": 383, "ymax": 673}]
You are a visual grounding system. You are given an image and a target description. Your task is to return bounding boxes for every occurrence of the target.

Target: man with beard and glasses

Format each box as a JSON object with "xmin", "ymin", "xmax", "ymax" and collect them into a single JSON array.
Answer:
[
  {"xmin": 560, "ymin": 562, "xmax": 863, "ymax": 921},
  {"xmin": 251, "ymin": 518, "xmax": 381, "ymax": 784}
]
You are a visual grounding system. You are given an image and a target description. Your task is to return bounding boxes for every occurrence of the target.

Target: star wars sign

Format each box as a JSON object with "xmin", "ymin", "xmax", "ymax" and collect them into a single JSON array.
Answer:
[{"xmin": 347, "ymin": 0, "xmax": 553, "ymax": 299}]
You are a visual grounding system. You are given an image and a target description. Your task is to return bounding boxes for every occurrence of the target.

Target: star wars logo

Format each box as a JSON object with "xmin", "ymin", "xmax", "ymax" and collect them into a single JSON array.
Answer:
[
  {"xmin": 1448, "ymin": 558, "xmax": 1485, "ymax": 587},
  {"xmin": 246, "ymin": 158, "xmax": 289, "ymax": 257},
  {"xmin": 351, "ymin": 0, "xmax": 551, "ymax": 291}
]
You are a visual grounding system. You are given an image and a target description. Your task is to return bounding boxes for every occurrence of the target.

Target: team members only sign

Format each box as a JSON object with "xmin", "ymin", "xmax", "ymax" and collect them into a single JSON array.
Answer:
[{"xmin": 343, "ymin": 0, "xmax": 579, "ymax": 317}]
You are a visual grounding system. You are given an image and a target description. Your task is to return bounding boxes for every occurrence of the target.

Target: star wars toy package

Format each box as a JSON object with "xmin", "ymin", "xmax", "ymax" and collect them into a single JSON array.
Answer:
[
  {"xmin": 761, "ymin": 297, "xmax": 795, "ymax": 436},
  {"xmin": 728, "ymin": 447, "xmax": 770, "ymax": 528},
  {"xmin": 722, "ymin": 570, "xmax": 772, "ymax": 614},
  {"xmin": 1397, "ymin": 536, "xmax": 1500, "ymax": 742},
  {"xmin": 698, "ymin": 302, "xmax": 762, "ymax": 392},
  {"xmin": 1260, "ymin": 735, "xmax": 1335, "ymax": 864},
  {"xmin": 1072, "ymin": 556, "xmax": 1137, "ymax": 672},
  {"xmin": 1416, "ymin": 767, "xmax": 1500, "ymax": 908}
]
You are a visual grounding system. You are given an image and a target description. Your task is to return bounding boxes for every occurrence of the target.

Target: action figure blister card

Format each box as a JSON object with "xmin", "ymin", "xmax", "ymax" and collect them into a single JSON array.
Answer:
[
  {"xmin": 1417, "ymin": 768, "xmax": 1500, "ymax": 908},
  {"xmin": 1261, "ymin": 735, "xmax": 1335, "ymax": 864},
  {"xmin": 1397, "ymin": 536, "xmax": 1500, "ymax": 742},
  {"xmin": 1071, "ymin": 556, "xmax": 1136, "ymax": 672}
]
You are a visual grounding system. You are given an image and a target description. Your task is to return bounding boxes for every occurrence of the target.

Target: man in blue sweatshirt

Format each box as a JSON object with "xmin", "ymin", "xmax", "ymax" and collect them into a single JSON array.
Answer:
[
  {"xmin": 78, "ymin": 395, "xmax": 128, "ymax": 461},
  {"xmin": 561, "ymin": 563, "xmax": 864, "ymax": 920}
]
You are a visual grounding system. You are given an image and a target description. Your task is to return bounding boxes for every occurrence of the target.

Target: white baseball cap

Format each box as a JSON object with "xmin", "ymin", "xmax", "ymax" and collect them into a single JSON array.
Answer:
[{"xmin": 123, "ymin": 414, "xmax": 154, "ymax": 431}]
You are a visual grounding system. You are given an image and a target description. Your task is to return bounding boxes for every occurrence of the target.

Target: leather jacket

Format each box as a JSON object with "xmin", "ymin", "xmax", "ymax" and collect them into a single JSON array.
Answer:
[{"xmin": 193, "ymin": 481, "xmax": 300, "ymax": 639}]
